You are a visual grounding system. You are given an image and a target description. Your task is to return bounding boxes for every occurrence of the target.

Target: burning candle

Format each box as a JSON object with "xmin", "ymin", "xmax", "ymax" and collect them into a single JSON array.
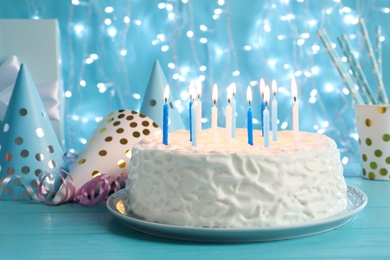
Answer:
[
  {"xmin": 259, "ymin": 78, "xmax": 266, "ymax": 137},
  {"xmin": 196, "ymin": 80, "xmax": 202, "ymax": 132},
  {"xmin": 291, "ymin": 76, "xmax": 299, "ymax": 144},
  {"xmin": 163, "ymin": 85, "xmax": 169, "ymax": 145},
  {"xmin": 226, "ymin": 90, "xmax": 232, "ymax": 149},
  {"xmin": 264, "ymin": 85, "xmax": 270, "ymax": 147},
  {"xmin": 229, "ymin": 82, "xmax": 237, "ymax": 138},
  {"xmin": 191, "ymin": 96, "xmax": 197, "ymax": 146},
  {"xmin": 247, "ymin": 86, "xmax": 253, "ymax": 145},
  {"xmin": 212, "ymin": 84, "xmax": 218, "ymax": 144},
  {"xmin": 271, "ymin": 79, "xmax": 278, "ymax": 141}
]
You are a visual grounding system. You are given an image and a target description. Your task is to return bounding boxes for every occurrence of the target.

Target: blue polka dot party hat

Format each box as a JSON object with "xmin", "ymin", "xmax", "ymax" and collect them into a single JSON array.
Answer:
[
  {"xmin": 140, "ymin": 60, "xmax": 185, "ymax": 131},
  {"xmin": 0, "ymin": 64, "xmax": 66, "ymax": 200}
]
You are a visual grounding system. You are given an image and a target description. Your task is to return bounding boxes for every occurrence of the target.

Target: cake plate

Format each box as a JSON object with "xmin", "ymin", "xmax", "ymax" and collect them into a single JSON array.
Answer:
[{"xmin": 106, "ymin": 185, "xmax": 367, "ymax": 242}]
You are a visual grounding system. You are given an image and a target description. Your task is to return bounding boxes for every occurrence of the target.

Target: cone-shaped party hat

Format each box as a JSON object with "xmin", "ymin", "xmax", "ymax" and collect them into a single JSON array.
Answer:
[
  {"xmin": 53, "ymin": 110, "xmax": 161, "ymax": 203},
  {"xmin": 0, "ymin": 64, "xmax": 66, "ymax": 200},
  {"xmin": 140, "ymin": 60, "xmax": 185, "ymax": 132}
]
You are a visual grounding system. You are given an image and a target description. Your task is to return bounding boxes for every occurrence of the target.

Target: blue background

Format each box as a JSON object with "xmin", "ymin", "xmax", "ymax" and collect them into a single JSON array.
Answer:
[{"xmin": 1, "ymin": 0, "xmax": 390, "ymax": 174}]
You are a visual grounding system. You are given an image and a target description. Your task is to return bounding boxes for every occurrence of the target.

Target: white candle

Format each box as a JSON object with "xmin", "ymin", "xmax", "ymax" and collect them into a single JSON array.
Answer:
[
  {"xmin": 189, "ymin": 81, "xmax": 194, "ymax": 141},
  {"xmin": 191, "ymin": 97, "xmax": 197, "ymax": 146},
  {"xmin": 196, "ymin": 80, "xmax": 202, "ymax": 132},
  {"xmin": 264, "ymin": 85, "xmax": 270, "ymax": 147},
  {"xmin": 226, "ymin": 90, "xmax": 232, "ymax": 149},
  {"xmin": 271, "ymin": 79, "xmax": 278, "ymax": 141},
  {"xmin": 259, "ymin": 78, "xmax": 266, "ymax": 137},
  {"xmin": 212, "ymin": 84, "xmax": 218, "ymax": 144},
  {"xmin": 291, "ymin": 76, "xmax": 299, "ymax": 144},
  {"xmin": 229, "ymin": 82, "xmax": 236, "ymax": 138}
]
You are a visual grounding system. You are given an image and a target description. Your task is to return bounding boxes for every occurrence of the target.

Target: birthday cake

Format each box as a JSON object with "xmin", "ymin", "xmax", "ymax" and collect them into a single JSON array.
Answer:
[{"xmin": 125, "ymin": 128, "xmax": 347, "ymax": 228}]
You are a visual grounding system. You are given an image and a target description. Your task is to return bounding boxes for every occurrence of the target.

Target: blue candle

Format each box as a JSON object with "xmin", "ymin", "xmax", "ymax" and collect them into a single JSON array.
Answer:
[
  {"xmin": 271, "ymin": 80, "xmax": 278, "ymax": 141},
  {"xmin": 247, "ymin": 86, "xmax": 253, "ymax": 145},
  {"xmin": 264, "ymin": 85, "xmax": 270, "ymax": 147},
  {"xmin": 230, "ymin": 83, "xmax": 237, "ymax": 138},
  {"xmin": 163, "ymin": 86, "xmax": 169, "ymax": 145},
  {"xmin": 259, "ymin": 78, "xmax": 265, "ymax": 137},
  {"xmin": 192, "ymin": 99, "xmax": 197, "ymax": 146}
]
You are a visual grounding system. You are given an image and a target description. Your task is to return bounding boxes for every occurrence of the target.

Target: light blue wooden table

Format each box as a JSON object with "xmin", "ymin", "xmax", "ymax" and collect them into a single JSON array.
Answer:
[{"xmin": 0, "ymin": 176, "xmax": 389, "ymax": 259}]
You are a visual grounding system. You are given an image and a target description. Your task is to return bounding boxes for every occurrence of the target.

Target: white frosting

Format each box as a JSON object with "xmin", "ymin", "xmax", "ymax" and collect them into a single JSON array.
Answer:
[{"xmin": 126, "ymin": 128, "xmax": 347, "ymax": 228}]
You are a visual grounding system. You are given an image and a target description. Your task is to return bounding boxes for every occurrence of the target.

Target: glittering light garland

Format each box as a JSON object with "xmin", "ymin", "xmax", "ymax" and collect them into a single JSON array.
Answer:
[{"xmin": 1, "ymin": 0, "xmax": 390, "ymax": 174}]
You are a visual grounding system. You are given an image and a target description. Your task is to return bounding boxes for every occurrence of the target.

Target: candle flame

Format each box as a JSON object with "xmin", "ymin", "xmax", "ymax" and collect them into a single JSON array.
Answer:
[
  {"xmin": 164, "ymin": 85, "xmax": 169, "ymax": 102},
  {"xmin": 212, "ymin": 83, "xmax": 218, "ymax": 104},
  {"xmin": 264, "ymin": 85, "xmax": 270, "ymax": 105},
  {"xmin": 227, "ymin": 88, "xmax": 232, "ymax": 103},
  {"xmin": 272, "ymin": 79, "xmax": 277, "ymax": 96},
  {"xmin": 228, "ymin": 82, "xmax": 236, "ymax": 96},
  {"xmin": 291, "ymin": 76, "xmax": 297, "ymax": 100},
  {"xmin": 259, "ymin": 78, "xmax": 265, "ymax": 98},
  {"xmin": 196, "ymin": 79, "xmax": 202, "ymax": 99},
  {"xmin": 189, "ymin": 81, "xmax": 194, "ymax": 99},
  {"xmin": 247, "ymin": 86, "xmax": 252, "ymax": 104}
]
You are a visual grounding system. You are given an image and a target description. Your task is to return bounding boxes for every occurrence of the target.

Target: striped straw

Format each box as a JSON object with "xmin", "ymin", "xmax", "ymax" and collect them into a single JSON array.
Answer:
[
  {"xmin": 376, "ymin": 26, "xmax": 382, "ymax": 78},
  {"xmin": 359, "ymin": 18, "xmax": 388, "ymax": 104},
  {"xmin": 337, "ymin": 36, "xmax": 370, "ymax": 104},
  {"xmin": 338, "ymin": 35, "xmax": 377, "ymax": 104},
  {"xmin": 317, "ymin": 28, "xmax": 364, "ymax": 104}
]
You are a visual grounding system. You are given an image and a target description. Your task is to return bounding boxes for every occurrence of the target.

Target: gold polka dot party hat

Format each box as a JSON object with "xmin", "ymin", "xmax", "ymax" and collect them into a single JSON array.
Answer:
[
  {"xmin": 53, "ymin": 110, "xmax": 161, "ymax": 203},
  {"xmin": 0, "ymin": 64, "xmax": 66, "ymax": 200}
]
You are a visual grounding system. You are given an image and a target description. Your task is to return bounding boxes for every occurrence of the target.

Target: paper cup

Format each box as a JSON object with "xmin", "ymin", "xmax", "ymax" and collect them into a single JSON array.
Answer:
[{"xmin": 354, "ymin": 104, "xmax": 390, "ymax": 180}]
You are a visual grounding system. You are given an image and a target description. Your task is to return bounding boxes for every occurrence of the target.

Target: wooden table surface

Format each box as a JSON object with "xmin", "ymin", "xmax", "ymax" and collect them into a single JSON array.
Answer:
[{"xmin": 1, "ymin": 176, "xmax": 389, "ymax": 259}]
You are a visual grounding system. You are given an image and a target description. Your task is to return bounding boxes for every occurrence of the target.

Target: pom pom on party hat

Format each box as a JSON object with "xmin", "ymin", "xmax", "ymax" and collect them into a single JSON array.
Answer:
[
  {"xmin": 0, "ymin": 64, "xmax": 66, "ymax": 200},
  {"xmin": 53, "ymin": 110, "xmax": 161, "ymax": 204},
  {"xmin": 140, "ymin": 60, "xmax": 185, "ymax": 132}
]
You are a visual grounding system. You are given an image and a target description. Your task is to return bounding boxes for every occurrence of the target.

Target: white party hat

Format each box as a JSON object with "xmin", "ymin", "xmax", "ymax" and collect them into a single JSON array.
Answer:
[{"xmin": 140, "ymin": 60, "xmax": 185, "ymax": 131}]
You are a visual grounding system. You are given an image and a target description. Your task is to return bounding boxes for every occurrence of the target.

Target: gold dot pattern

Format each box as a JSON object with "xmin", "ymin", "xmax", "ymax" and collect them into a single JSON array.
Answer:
[
  {"xmin": 78, "ymin": 158, "xmax": 86, "ymax": 164},
  {"xmin": 19, "ymin": 108, "xmax": 28, "ymax": 116},
  {"xmin": 92, "ymin": 170, "xmax": 101, "ymax": 177},
  {"xmin": 15, "ymin": 137, "xmax": 23, "ymax": 145},
  {"xmin": 356, "ymin": 105, "xmax": 390, "ymax": 180},
  {"xmin": 378, "ymin": 107, "xmax": 387, "ymax": 114},
  {"xmin": 117, "ymin": 159, "xmax": 126, "ymax": 168},
  {"xmin": 66, "ymin": 110, "xmax": 161, "ymax": 188}
]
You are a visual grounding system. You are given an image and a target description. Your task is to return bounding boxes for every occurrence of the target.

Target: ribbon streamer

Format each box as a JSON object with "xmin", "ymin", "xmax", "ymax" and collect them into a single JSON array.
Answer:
[{"xmin": 74, "ymin": 173, "xmax": 127, "ymax": 206}]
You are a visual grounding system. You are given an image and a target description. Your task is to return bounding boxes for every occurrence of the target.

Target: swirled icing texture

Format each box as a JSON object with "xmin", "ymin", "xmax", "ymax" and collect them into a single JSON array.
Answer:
[{"xmin": 126, "ymin": 129, "xmax": 347, "ymax": 228}]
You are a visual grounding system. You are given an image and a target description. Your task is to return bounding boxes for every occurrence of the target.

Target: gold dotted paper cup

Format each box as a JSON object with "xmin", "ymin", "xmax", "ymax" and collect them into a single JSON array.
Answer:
[{"xmin": 354, "ymin": 104, "xmax": 390, "ymax": 180}]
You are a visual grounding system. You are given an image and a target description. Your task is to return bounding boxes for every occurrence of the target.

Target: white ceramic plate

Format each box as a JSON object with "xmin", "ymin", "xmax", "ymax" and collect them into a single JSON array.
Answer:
[{"xmin": 106, "ymin": 185, "xmax": 367, "ymax": 242}]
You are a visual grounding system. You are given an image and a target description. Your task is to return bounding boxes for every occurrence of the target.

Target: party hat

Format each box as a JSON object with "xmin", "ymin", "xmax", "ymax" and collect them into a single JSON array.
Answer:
[
  {"xmin": 0, "ymin": 64, "xmax": 66, "ymax": 200},
  {"xmin": 53, "ymin": 110, "xmax": 161, "ymax": 203},
  {"xmin": 140, "ymin": 60, "xmax": 185, "ymax": 131}
]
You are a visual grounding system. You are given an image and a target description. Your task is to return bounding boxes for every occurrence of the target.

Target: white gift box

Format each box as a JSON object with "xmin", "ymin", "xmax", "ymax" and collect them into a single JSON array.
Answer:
[{"xmin": 0, "ymin": 19, "xmax": 63, "ymax": 143}]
